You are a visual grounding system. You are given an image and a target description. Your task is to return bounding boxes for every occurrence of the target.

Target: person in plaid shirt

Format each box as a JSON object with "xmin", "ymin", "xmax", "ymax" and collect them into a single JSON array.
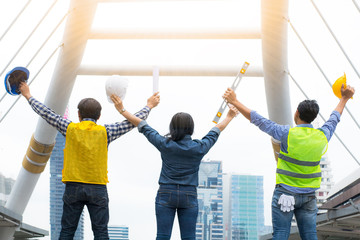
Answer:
[{"xmin": 19, "ymin": 82, "xmax": 160, "ymax": 240}]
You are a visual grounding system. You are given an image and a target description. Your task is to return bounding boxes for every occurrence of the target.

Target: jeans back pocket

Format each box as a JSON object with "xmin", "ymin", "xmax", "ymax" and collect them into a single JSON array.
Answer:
[
  {"xmin": 185, "ymin": 192, "xmax": 198, "ymax": 208},
  {"xmin": 156, "ymin": 191, "xmax": 172, "ymax": 206}
]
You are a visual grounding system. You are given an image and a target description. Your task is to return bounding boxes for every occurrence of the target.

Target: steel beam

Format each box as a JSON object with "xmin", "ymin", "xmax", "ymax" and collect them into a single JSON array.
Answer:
[
  {"xmin": 89, "ymin": 29, "xmax": 261, "ymax": 40},
  {"xmin": 77, "ymin": 64, "xmax": 263, "ymax": 77}
]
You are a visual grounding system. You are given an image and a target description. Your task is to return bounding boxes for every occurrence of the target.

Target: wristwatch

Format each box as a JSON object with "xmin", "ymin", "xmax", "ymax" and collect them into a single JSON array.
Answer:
[{"xmin": 120, "ymin": 108, "xmax": 126, "ymax": 114}]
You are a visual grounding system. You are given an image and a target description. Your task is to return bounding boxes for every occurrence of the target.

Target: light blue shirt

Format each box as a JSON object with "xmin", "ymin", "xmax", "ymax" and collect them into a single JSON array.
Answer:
[{"xmin": 250, "ymin": 110, "xmax": 341, "ymax": 193}]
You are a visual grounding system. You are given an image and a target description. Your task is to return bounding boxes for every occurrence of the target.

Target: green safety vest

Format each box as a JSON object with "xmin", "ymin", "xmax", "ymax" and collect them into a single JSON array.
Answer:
[{"xmin": 276, "ymin": 127, "xmax": 328, "ymax": 188}]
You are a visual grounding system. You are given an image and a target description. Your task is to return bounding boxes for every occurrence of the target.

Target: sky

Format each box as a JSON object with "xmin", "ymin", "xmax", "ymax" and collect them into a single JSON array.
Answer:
[{"xmin": 0, "ymin": 0, "xmax": 360, "ymax": 239}]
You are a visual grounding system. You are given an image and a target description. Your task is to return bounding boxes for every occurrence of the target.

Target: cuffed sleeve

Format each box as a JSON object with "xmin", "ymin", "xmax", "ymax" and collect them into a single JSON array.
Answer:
[
  {"xmin": 137, "ymin": 120, "xmax": 148, "ymax": 132},
  {"xmin": 210, "ymin": 127, "xmax": 221, "ymax": 135}
]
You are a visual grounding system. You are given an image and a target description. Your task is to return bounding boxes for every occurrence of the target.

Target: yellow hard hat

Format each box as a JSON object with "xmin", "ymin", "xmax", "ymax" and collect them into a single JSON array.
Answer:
[{"xmin": 332, "ymin": 73, "xmax": 346, "ymax": 99}]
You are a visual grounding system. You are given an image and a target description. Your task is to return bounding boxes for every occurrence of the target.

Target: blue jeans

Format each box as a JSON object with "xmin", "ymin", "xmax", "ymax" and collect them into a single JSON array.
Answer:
[
  {"xmin": 59, "ymin": 182, "xmax": 109, "ymax": 240},
  {"xmin": 272, "ymin": 186, "xmax": 318, "ymax": 240},
  {"xmin": 155, "ymin": 184, "xmax": 198, "ymax": 240}
]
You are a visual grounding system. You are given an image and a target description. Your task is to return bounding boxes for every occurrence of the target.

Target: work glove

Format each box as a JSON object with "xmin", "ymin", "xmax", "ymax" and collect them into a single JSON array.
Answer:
[{"xmin": 278, "ymin": 194, "xmax": 295, "ymax": 212}]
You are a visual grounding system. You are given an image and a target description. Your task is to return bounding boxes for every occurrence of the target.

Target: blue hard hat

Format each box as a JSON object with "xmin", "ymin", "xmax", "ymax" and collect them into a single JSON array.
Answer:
[{"xmin": 4, "ymin": 66, "xmax": 30, "ymax": 96}]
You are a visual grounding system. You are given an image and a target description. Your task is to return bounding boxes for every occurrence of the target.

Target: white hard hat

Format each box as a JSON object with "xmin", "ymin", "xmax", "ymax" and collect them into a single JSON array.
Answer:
[{"xmin": 105, "ymin": 75, "xmax": 129, "ymax": 103}]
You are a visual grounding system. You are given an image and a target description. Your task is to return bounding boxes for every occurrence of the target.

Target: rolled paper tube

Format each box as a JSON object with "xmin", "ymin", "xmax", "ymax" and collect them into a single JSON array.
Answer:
[{"xmin": 153, "ymin": 66, "xmax": 159, "ymax": 94}]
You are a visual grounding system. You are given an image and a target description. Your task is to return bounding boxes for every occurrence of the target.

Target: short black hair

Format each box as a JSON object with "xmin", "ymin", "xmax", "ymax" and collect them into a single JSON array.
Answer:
[
  {"xmin": 77, "ymin": 98, "xmax": 102, "ymax": 120},
  {"xmin": 9, "ymin": 70, "xmax": 27, "ymax": 94},
  {"xmin": 297, "ymin": 100, "xmax": 319, "ymax": 123},
  {"xmin": 166, "ymin": 112, "xmax": 194, "ymax": 141}
]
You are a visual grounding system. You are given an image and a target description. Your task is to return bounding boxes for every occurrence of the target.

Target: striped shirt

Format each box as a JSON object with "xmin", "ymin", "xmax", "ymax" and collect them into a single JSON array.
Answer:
[{"xmin": 28, "ymin": 97, "xmax": 151, "ymax": 145}]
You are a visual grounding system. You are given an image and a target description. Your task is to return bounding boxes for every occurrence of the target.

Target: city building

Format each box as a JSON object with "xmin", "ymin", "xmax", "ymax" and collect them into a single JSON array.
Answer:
[
  {"xmin": 0, "ymin": 173, "xmax": 15, "ymax": 207},
  {"xmin": 108, "ymin": 225, "xmax": 129, "ymax": 240},
  {"xmin": 311, "ymin": 119, "xmax": 335, "ymax": 206},
  {"xmin": 224, "ymin": 174, "xmax": 265, "ymax": 240},
  {"xmin": 196, "ymin": 160, "xmax": 224, "ymax": 240},
  {"xmin": 317, "ymin": 154, "xmax": 334, "ymax": 205},
  {"xmin": 50, "ymin": 131, "xmax": 84, "ymax": 240}
]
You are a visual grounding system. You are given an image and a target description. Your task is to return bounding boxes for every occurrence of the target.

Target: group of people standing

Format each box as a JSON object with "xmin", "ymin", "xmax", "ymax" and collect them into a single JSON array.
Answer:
[{"xmin": 18, "ymin": 80, "xmax": 355, "ymax": 240}]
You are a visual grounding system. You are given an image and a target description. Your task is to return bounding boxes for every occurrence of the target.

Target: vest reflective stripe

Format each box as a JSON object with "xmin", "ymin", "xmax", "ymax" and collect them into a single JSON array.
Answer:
[
  {"xmin": 63, "ymin": 121, "xmax": 108, "ymax": 185},
  {"xmin": 276, "ymin": 169, "xmax": 322, "ymax": 179},
  {"xmin": 276, "ymin": 127, "xmax": 328, "ymax": 188},
  {"xmin": 278, "ymin": 153, "xmax": 320, "ymax": 166}
]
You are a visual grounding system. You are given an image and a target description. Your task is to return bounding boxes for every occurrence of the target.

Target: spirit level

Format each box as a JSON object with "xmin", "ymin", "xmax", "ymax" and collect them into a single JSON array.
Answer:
[{"xmin": 212, "ymin": 62, "xmax": 249, "ymax": 124}]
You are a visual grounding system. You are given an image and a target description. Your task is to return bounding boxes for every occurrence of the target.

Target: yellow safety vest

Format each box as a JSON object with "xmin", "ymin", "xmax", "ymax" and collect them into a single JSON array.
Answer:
[
  {"xmin": 63, "ymin": 121, "xmax": 108, "ymax": 185},
  {"xmin": 276, "ymin": 127, "xmax": 328, "ymax": 188}
]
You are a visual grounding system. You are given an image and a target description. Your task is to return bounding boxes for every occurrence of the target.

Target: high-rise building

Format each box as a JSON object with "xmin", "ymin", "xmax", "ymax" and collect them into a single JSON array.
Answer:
[
  {"xmin": 316, "ymin": 154, "xmax": 334, "ymax": 205},
  {"xmin": 224, "ymin": 174, "xmax": 265, "ymax": 240},
  {"xmin": 50, "ymin": 132, "xmax": 84, "ymax": 240},
  {"xmin": 108, "ymin": 225, "xmax": 129, "ymax": 240},
  {"xmin": 196, "ymin": 160, "xmax": 224, "ymax": 240},
  {"xmin": 311, "ymin": 119, "xmax": 335, "ymax": 205},
  {"xmin": 0, "ymin": 173, "xmax": 15, "ymax": 206}
]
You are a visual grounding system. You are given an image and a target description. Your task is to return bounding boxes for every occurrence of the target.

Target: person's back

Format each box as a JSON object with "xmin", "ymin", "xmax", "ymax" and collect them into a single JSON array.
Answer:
[
  {"xmin": 153, "ymin": 112, "xmax": 220, "ymax": 188},
  {"xmin": 276, "ymin": 100, "xmax": 329, "ymax": 191},
  {"xmin": 222, "ymin": 84, "xmax": 355, "ymax": 240},
  {"xmin": 62, "ymin": 98, "xmax": 109, "ymax": 185},
  {"xmin": 63, "ymin": 120, "xmax": 108, "ymax": 184},
  {"xmin": 19, "ymin": 82, "xmax": 159, "ymax": 240},
  {"xmin": 276, "ymin": 126, "xmax": 328, "ymax": 189},
  {"xmin": 111, "ymin": 95, "xmax": 237, "ymax": 240}
]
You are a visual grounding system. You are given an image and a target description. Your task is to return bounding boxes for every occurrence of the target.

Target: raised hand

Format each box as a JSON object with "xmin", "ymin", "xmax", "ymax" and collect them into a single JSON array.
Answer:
[{"xmin": 147, "ymin": 92, "xmax": 160, "ymax": 109}]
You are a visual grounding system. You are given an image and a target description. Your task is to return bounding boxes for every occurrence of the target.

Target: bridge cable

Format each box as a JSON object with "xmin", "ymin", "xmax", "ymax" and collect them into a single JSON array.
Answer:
[
  {"xmin": 310, "ymin": 0, "xmax": 360, "ymax": 80},
  {"xmin": 0, "ymin": 0, "xmax": 59, "ymax": 78},
  {"xmin": 287, "ymin": 18, "xmax": 360, "ymax": 130},
  {"xmin": 0, "ymin": 0, "xmax": 33, "ymax": 41},
  {"xmin": 0, "ymin": 44, "xmax": 63, "ymax": 124},
  {"xmin": 0, "ymin": 9, "xmax": 70, "ymax": 103},
  {"xmin": 287, "ymin": 71, "xmax": 360, "ymax": 166},
  {"xmin": 353, "ymin": 0, "xmax": 360, "ymax": 13}
]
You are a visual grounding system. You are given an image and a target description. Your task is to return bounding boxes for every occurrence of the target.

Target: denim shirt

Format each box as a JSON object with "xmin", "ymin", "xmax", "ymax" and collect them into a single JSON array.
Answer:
[
  {"xmin": 138, "ymin": 120, "xmax": 221, "ymax": 186},
  {"xmin": 250, "ymin": 110, "xmax": 341, "ymax": 193}
]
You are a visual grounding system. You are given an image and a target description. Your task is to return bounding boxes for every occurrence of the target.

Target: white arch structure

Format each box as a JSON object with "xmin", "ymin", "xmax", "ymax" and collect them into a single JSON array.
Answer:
[{"xmin": 0, "ymin": 0, "xmax": 291, "ymax": 239}]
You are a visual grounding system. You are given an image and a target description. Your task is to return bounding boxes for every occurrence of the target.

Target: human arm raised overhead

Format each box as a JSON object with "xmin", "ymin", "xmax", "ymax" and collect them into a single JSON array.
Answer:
[
  {"xmin": 320, "ymin": 84, "xmax": 355, "ymax": 141},
  {"xmin": 105, "ymin": 92, "xmax": 160, "ymax": 143},
  {"xmin": 223, "ymin": 88, "xmax": 251, "ymax": 121},
  {"xmin": 214, "ymin": 105, "xmax": 238, "ymax": 132},
  {"xmin": 19, "ymin": 82, "xmax": 71, "ymax": 136},
  {"xmin": 334, "ymin": 84, "xmax": 355, "ymax": 115},
  {"xmin": 111, "ymin": 92, "xmax": 165, "ymax": 149},
  {"xmin": 111, "ymin": 92, "xmax": 160, "ymax": 127},
  {"xmin": 223, "ymin": 87, "xmax": 289, "ymax": 141}
]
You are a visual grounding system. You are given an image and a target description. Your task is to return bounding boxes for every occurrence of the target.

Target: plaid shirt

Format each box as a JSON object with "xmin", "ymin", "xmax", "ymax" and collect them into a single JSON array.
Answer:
[{"xmin": 28, "ymin": 97, "xmax": 151, "ymax": 145}]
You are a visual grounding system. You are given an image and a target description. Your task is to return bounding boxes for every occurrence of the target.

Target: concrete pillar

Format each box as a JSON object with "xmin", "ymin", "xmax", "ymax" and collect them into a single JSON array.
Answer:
[{"xmin": 0, "ymin": 1, "xmax": 98, "ymax": 239}]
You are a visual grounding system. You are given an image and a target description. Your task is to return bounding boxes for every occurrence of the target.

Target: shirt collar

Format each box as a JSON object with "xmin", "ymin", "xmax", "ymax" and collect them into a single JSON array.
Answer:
[
  {"xmin": 296, "ymin": 123, "xmax": 313, "ymax": 128},
  {"xmin": 182, "ymin": 135, "xmax": 192, "ymax": 140},
  {"xmin": 82, "ymin": 118, "xmax": 97, "ymax": 123}
]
